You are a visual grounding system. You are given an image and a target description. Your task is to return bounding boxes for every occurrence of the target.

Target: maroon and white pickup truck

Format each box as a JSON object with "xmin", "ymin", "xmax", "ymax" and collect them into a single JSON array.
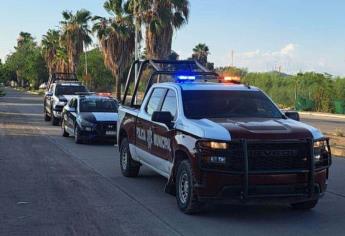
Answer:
[{"xmin": 117, "ymin": 60, "xmax": 332, "ymax": 214}]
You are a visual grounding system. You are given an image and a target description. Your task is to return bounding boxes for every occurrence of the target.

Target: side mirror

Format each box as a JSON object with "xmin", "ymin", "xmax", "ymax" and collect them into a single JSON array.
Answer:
[
  {"xmin": 285, "ymin": 111, "xmax": 300, "ymax": 121},
  {"xmin": 46, "ymin": 91, "xmax": 53, "ymax": 97},
  {"xmin": 152, "ymin": 111, "xmax": 174, "ymax": 125}
]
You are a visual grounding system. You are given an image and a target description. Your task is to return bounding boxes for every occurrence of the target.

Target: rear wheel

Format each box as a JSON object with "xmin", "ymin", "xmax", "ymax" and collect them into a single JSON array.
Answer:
[
  {"xmin": 120, "ymin": 138, "xmax": 140, "ymax": 177},
  {"xmin": 290, "ymin": 199, "xmax": 318, "ymax": 210},
  {"xmin": 176, "ymin": 160, "xmax": 203, "ymax": 214}
]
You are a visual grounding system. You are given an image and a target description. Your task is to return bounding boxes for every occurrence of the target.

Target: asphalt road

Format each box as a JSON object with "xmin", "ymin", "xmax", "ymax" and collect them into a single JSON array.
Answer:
[
  {"xmin": 1, "ymin": 87, "xmax": 345, "ymax": 236},
  {"xmin": 301, "ymin": 115, "xmax": 345, "ymax": 135}
]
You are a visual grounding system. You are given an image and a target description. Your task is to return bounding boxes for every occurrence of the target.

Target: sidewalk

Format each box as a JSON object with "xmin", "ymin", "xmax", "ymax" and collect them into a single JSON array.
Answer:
[{"xmin": 299, "ymin": 111, "xmax": 345, "ymax": 120}]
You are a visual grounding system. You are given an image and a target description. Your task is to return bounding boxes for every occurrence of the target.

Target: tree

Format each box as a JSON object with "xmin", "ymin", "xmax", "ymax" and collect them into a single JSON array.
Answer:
[
  {"xmin": 60, "ymin": 9, "xmax": 92, "ymax": 73},
  {"xmin": 6, "ymin": 32, "xmax": 48, "ymax": 89},
  {"xmin": 192, "ymin": 43, "xmax": 209, "ymax": 66},
  {"xmin": 130, "ymin": 0, "xmax": 190, "ymax": 59},
  {"xmin": 41, "ymin": 29, "xmax": 61, "ymax": 75},
  {"xmin": 77, "ymin": 48, "xmax": 114, "ymax": 92},
  {"xmin": 93, "ymin": 0, "xmax": 135, "ymax": 100}
]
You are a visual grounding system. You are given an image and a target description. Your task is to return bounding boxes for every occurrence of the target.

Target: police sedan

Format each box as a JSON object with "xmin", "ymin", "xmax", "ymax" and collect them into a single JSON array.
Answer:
[{"xmin": 61, "ymin": 94, "xmax": 118, "ymax": 144}]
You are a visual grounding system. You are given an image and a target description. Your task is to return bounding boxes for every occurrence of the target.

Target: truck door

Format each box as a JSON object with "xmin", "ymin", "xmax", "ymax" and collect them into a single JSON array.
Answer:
[
  {"xmin": 136, "ymin": 88, "xmax": 168, "ymax": 175},
  {"xmin": 136, "ymin": 88, "xmax": 176, "ymax": 177}
]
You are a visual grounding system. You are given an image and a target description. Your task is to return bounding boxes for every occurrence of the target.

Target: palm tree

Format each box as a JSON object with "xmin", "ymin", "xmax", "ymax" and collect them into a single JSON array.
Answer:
[
  {"xmin": 60, "ymin": 9, "xmax": 92, "ymax": 74},
  {"xmin": 192, "ymin": 43, "xmax": 210, "ymax": 66},
  {"xmin": 93, "ymin": 0, "xmax": 135, "ymax": 100},
  {"xmin": 130, "ymin": 0, "xmax": 190, "ymax": 59},
  {"xmin": 41, "ymin": 29, "xmax": 61, "ymax": 75}
]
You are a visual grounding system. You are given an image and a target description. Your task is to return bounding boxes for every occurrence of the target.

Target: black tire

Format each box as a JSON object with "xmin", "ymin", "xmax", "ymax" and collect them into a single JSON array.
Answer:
[
  {"xmin": 62, "ymin": 120, "xmax": 69, "ymax": 137},
  {"xmin": 176, "ymin": 160, "xmax": 203, "ymax": 214},
  {"xmin": 44, "ymin": 109, "xmax": 51, "ymax": 121},
  {"xmin": 74, "ymin": 126, "xmax": 83, "ymax": 144},
  {"xmin": 290, "ymin": 199, "xmax": 318, "ymax": 210},
  {"xmin": 120, "ymin": 138, "xmax": 140, "ymax": 177},
  {"xmin": 51, "ymin": 113, "xmax": 59, "ymax": 126}
]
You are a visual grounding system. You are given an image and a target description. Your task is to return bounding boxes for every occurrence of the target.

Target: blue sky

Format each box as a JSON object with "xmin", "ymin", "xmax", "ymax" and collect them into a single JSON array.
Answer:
[{"xmin": 0, "ymin": 0, "xmax": 344, "ymax": 75}]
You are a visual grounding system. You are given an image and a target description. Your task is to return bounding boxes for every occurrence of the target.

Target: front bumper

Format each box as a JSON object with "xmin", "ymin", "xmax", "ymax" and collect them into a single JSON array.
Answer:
[
  {"xmin": 194, "ymin": 138, "xmax": 331, "ymax": 203},
  {"xmin": 79, "ymin": 122, "xmax": 117, "ymax": 142}
]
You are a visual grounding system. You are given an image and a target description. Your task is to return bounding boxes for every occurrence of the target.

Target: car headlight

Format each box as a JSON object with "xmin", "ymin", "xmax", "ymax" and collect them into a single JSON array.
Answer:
[
  {"xmin": 77, "ymin": 118, "xmax": 95, "ymax": 129},
  {"xmin": 197, "ymin": 140, "xmax": 229, "ymax": 150}
]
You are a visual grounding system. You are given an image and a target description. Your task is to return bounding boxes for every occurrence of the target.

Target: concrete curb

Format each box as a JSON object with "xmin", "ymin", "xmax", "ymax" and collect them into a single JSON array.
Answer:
[{"xmin": 299, "ymin": 111, "xmax": 345, "ymax": 120}]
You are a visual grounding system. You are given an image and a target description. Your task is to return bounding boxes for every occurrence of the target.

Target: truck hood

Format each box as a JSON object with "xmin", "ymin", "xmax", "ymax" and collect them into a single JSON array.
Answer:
[
  {"xmin": 178, "ymin": 117, "xmax": 323, "ymax": 141},
  {"xmin": 58, "ymin": 95, "xmax": 76, "ymax": 102}
]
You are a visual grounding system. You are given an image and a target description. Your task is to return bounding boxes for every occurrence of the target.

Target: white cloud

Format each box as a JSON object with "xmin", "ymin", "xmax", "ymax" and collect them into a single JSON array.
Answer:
[
  {"xmin": 280, "ymin": 43, "xmax": 295, "ymax": 56},
  {"xmin": 238, "ymin": 49, "xmax": 260, "ymax": 58}
]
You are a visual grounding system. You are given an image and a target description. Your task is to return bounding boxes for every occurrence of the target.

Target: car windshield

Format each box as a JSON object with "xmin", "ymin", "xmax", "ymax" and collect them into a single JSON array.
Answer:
[
  {"xmin": 182, "ymin": 90, "xmax": 282, "ymax": 119},
  {"xmin": 55, "ymin": 85, "xmax": 87, "ymax": 96},
  {"xmin": 80, "ymin": 98, "xmax": 118, "ymax": 113}
]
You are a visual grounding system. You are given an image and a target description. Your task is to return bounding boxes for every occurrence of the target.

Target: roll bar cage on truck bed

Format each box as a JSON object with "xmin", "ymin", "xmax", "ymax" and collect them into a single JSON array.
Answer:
[
  {"xmin": 47, "ymin": 73, "xmax": 79, "ymax": 89},
  {"xmin": 121, "ymin": 59, "xmax": 219, "ymax": 107}
]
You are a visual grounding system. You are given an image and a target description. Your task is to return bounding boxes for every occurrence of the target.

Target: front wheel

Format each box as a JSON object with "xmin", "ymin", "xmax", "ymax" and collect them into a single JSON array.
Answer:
[
  {"xmin": 120, "ymin": 138, "xmax": 140, "ymax": 177},
  {"xmin": 44, "ymin": 109, "xmax": 51, "ymax": 121},
  {"xmin": 290, "ymin": 199, "xmax": 318, "ymax": 210},
  {"xmin": 176, "ymin": 160, "xmax": 203, "ymax": 214},
  {"xmin": 62, "ymin": 120, "xmax": 69, "ymax": 137},
  {"xmin": 51, "ymin": 112, "xmax": 59, "ymax": 126},
  {"xmin": 74, "ymin": 126, "xmax": 83, "ymax": 144}
]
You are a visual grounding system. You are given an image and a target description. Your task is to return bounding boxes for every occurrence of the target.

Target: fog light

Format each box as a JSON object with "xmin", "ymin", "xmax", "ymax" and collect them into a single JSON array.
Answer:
[
  {"xmin": 209, "ymin": 156, "xmax": 226, "ymax": 164},
  {"xmin": 85, "ymin": 127, "xmax": 92, "ymax": 131}
]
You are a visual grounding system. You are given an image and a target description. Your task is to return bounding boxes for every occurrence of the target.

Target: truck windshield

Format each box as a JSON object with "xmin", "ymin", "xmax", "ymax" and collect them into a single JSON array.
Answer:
[
  {"xmin": 182, "ymin": 90, "xmax": 282, "ymax": 119},
  {"xmin": 80, "ymin": 98, "xmax": 118, "ymax": 113},
  {"xmin": 55, "ymin": 85, "xmax": 87, "ymax": 96}
]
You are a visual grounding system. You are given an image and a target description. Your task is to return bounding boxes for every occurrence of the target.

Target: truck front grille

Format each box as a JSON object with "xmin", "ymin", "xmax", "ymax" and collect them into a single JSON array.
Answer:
[{"xmin": 199, "ymin": 140, "xmax": 315, "ymax": 173}]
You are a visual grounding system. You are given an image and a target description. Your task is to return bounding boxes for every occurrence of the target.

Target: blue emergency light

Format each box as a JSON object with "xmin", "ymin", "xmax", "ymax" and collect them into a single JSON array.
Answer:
[{"xmin": 176, "ymin": 75, "xmax": 196, "ymax": 82}]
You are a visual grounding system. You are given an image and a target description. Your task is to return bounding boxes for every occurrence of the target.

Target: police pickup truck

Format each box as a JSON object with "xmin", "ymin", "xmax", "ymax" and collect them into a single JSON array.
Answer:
[
  {"xmin": 117, "ymin": 60, "xmax": 331, "ymax": 214},
  {"xmin": 44, "ymin": 73, "xmax": 88, "ymax": 125}
]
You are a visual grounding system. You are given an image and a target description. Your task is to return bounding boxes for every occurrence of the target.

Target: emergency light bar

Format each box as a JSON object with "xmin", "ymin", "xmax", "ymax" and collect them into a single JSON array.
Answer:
[{"xmin": 176, "ymin": 75, "xmax": 196, "ymax": 81}]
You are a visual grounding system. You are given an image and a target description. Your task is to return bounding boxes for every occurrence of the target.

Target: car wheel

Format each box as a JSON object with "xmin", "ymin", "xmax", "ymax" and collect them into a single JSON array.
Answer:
[
  {"xmin": 51, "ymin": 112, "xmax": 59, "ymax": 126},
  {"xmin": 120, "ymin": 138, "xmax": 140, "ymax": 177},
  {"xmin": 62, "ymin": 120, "xmax": 69, "ymax": 137},
  {"xmin": 74, "ymin": 126, "xmax": 83, "ymax": 144},
  {"xmin": 176, "ymin": 160, "xmax": 203, "ymax": 214},
  {"xmin": 44, "ymin": 109, "xmax": 51, "ymax": 121},
  {"xmin": 290, "ymin": 199, "xmax": 318, "ymax": 210}
]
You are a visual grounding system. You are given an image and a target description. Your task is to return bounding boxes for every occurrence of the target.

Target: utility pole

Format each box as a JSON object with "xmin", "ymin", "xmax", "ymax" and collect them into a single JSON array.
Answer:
[
  {"xmin": 83, "ymin": 42, "xmax": 88, "ymax": 76},
  {"xmin": 134, "ymin": 0, "xmax": 139, "ymax": 86},
  {"xmin": 231, "ymin": 50, "xmax": 234, "ymax": 67}
]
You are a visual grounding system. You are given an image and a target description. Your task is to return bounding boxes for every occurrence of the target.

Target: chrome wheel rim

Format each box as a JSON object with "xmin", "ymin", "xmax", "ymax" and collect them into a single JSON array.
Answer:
[
  {"xmin": 179, "ymin": 172, "xmax": 189, "ymax": 204},
  {"xmin": 121, "ymin": 147, "xmax": 128, "ymax": 170}
]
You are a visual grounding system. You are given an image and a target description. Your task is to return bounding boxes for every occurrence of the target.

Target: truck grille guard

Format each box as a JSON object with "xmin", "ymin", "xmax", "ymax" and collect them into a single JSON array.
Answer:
[{"xmin": 197, "ymin": 138, "xmax": 332, "ymax": 200}]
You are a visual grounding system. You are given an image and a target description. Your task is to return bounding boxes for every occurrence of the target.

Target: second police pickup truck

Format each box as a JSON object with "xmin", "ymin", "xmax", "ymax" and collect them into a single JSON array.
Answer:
[{"xmin": 117, "ymin": 60, "xmax": 332, "ymax": 214}]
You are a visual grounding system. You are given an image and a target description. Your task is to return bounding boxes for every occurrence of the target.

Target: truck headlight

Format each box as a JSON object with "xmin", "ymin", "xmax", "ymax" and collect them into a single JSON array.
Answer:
[
  {"xmin": 313, "ymin": 140, "xmax": 327, "ymax": 162},
  {"xmin": 197, "ymin": 141, "xmax": 229, "ymax": 150}
]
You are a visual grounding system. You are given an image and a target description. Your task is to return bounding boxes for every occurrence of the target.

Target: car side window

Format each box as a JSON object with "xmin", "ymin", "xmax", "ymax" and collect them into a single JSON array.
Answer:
[
  {"xmin": 68, "ymin": 98, "xmax": 74, "ymax": 107},
  {"xmin": 145, "ymin": 88, "xmax": 167, "ymax": 116},
  {"xmin": 161, "ymin": 89, "xmax": 177, "ymax": 119}
]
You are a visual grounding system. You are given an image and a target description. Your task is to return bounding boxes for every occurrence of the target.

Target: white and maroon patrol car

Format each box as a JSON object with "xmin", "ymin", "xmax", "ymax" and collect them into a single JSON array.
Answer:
[{"xmin": 117, "ymin": 60, "xmax": 331, "ymax": 214}]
